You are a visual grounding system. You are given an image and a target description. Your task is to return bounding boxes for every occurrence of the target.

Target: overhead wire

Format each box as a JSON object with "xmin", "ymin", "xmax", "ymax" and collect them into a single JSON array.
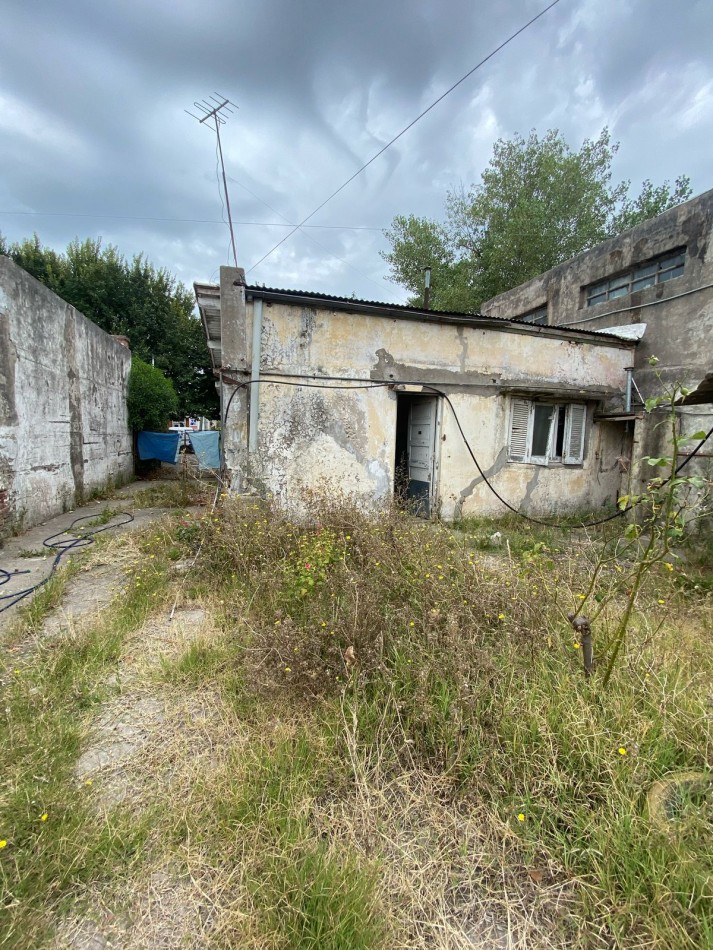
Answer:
[
  {"xmin": 226, "ymin": 174, "xmax": 406, "ymax": 302},
  {"xmin": 246, "ymin": 0, "xmax": 562, "ymax": 276},
  {"xmin": 0, "ymin": 210, "xmax": 383, "ymax": 231}
]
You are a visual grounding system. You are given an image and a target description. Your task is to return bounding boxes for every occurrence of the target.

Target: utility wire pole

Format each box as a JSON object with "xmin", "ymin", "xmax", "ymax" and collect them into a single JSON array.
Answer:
[{"xmin": 186, "ymin": 94, "xmax": 239, "ymax": 267}]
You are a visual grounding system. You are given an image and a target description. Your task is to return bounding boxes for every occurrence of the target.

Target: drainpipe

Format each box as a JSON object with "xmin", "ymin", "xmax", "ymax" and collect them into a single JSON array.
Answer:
[
  {"xmin": 624, "ymin": 367, "xmax": 634, "ymax": 413},
  {"xmin": 248, "ymin": 298, "xmax": 263, "ymax": 454}
]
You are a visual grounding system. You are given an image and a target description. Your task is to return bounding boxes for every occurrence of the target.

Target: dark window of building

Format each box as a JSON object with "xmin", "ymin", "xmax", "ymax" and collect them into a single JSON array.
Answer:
[
  {"xmin": 585, "ymin": 248, "xmax": 686, "ymax": 307},
  {"xmin": 517, "ymin": 305, "xmax": 548, "ymax": 324}
]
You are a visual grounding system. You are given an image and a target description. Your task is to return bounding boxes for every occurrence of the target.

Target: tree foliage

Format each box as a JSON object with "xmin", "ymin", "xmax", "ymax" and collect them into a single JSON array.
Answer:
[
  {"xmin": 127, "ymin": 357, "xmax": 178, "ymax": 432},
  {"xmin": 382, "ymin": 129, "xmax": 692, "ymax": 311},
  {"xmin": 0, "ymin": 235, "xmax": 218, "ymax": 418}
]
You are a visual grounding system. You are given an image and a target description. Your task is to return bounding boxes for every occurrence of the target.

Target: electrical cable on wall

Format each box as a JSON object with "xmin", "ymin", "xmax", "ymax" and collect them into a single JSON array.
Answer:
[{"xmin": 220, "ymin": 374, "xmax": 712, "ymax": 531}]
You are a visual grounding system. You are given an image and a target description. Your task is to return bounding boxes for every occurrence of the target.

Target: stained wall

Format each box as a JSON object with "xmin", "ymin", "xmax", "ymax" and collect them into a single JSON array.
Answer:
[
  {"xmin": 218, "ymin": 273, "xmax": 635, "ymax": 520},
  {"xmin": 0, "ymin": 256, "xmax": 133, "ymax": 538}
]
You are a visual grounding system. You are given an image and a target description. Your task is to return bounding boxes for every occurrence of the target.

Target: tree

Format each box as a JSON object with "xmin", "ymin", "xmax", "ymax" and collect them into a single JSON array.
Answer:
[
  {"xmin": 382, "ymin": 129, "xmax": 692, "ymax": 311},
  {"xmin": 127, "ymin": 357, "xmax": 178, "ymax": 432},
  {"xmin": 0, "ymin": 235, "xmax": 218, "ymax": 418}
]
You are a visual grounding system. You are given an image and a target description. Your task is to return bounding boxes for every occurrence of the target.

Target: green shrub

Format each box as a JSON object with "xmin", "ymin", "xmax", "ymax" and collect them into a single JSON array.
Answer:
[{"xmin": 127, "ymin": 356, "xmax": 177, "ymax": 431}]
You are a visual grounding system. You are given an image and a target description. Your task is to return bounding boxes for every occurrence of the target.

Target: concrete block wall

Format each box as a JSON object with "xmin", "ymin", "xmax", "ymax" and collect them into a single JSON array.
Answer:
[{"xmin": 0, "ymin": 256, "xmax": 133, "ymax": 539}]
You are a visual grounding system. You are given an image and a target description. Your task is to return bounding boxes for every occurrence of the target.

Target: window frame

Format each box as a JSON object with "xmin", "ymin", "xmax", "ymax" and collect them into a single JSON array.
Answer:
[
  {"xmin": 518, "ymin": 304, "xmax": 548, "ymax": 325},
  {"xmin": 508, "ymin": 398, "xmax": 587, "ymax": 467},
  {"xmin": 584, "ymin": 247, "xmax": 686, "ymax": 308}
]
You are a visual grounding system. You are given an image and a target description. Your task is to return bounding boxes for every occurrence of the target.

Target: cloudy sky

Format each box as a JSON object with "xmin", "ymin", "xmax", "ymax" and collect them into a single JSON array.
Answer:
[{"xmin": 1, "ymin": 0, "xmax": 712, "ymax": 305}]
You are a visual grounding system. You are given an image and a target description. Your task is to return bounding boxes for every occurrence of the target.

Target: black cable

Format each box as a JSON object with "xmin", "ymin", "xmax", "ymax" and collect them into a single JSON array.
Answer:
[
  {"xmin": 425, "ymin": 386, "xmax": 712, "ymax": 528},
  {"xmin": 0, "ymin": 511, "xmax": 134, "ymax": 614},
  {"xmin": 246, "ymin": 0, "xmax": 562, "ymax": 275},
  {"xmin": 219, "ymin": 374, "xmax": 712, "ymax": 531}
]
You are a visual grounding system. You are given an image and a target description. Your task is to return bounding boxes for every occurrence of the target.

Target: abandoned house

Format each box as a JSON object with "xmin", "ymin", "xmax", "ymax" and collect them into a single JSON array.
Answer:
[
  {"xmin": 0, "ymin": 256, "xmax": 133, "ymax": 538},
  {"xmin": 481, "ymin": 188, "xmax": 713, "ymax": 482},
  {"xmin": 196, "ymin": 267, "xmax": 639, "ymax": 520}
]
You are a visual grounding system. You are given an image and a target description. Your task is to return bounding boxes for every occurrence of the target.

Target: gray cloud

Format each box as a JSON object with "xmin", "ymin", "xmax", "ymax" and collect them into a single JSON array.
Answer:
[{"xmin": 1, "ymin": 0, "xmax": 712, "ymax": 302}]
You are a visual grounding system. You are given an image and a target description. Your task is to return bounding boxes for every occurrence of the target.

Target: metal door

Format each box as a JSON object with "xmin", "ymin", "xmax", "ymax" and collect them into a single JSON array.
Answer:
[{"xmin": 407, "ymin": 397, "xmax": 438, "ymax": 515}]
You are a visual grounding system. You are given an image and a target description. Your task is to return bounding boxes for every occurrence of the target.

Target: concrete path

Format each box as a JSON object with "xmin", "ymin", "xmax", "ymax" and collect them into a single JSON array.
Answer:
[{"xmin": 0, "ymin": 479, "xmax": 202, "ymax": 632}]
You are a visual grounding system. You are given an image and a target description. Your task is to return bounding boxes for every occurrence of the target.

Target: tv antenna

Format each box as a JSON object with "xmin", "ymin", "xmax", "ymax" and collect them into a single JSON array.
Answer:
[{"xmin": 187, "ymin": 94, "xmax": 239, "ymax": 267}]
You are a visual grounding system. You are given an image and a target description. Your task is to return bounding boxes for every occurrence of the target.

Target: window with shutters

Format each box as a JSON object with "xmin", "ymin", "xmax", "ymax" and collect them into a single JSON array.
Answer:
[{"xmin": 508, "ymin": 399, "xmax": 586, "ymax": 465}]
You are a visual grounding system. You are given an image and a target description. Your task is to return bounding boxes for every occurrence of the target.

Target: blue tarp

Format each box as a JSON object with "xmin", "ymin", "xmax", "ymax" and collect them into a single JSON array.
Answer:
[
  {"xmin": 137, "ymin": 431, "xmax": 180, "ymax": 463},
  {"xmin": 189, "ymin": 430, "xmax": 221, "ymax": 469}
]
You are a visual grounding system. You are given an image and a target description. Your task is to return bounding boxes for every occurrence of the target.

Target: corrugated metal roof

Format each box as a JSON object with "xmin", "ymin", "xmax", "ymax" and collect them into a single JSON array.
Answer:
[
  {"xmin": 194, "ymin": 280, "xmax": 638, "ymax": 371},
  {"xmin": 245, "ymin": 284, "xmax": 637, "ymax": 341}
]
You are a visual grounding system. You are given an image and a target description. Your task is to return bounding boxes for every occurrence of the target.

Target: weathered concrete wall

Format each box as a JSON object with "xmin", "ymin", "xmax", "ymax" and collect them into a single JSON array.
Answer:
[
  {"xmin": 481, "ymin": 190, "xmax": 713, "ymax": 398},
  {"xmin": 217, "ymin": 273, "xmax": 636, "ymax": 519},
  {"xmin": 0, "ymin": 256, "xmax": 133, "ymax": 538},
  {"xmin": 481, "ymin": 189, "xmax": 713, "ymax": 494}
]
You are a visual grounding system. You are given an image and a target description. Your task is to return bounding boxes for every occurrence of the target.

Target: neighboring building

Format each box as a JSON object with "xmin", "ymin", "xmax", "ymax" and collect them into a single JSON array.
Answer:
[
  {"xmin": 196, "ymin": 267, "xmax": 638, "ymax": 520},
  {"xmin": 482, "ymin": 190, "xmax": 713, "ymax": 479},
  {"xmin": 0, "ymin": 257, "xmax": 133, "ymax": 538}
]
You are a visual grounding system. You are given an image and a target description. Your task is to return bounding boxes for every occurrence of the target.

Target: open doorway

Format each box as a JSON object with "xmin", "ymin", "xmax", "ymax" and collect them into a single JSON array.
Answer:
[{"xmin": 394, "ymin": 393, "xmax": 440, "ymax": 516}]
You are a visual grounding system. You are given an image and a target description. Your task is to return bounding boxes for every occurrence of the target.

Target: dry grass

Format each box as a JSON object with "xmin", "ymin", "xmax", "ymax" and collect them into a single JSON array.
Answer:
[{"xmin": 2, "ymin": 496, "xmax": 711, "ymax": 949}]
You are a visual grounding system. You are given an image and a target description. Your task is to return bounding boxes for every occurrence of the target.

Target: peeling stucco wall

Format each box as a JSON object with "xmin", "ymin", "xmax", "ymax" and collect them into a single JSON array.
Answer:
[
  {"xmin": 0, "ymin": 256, "xmax": 133, "ymax": 539},
  {"xmin": 217, "ymin": 268, "xmax": 636, "ymax": 520}
]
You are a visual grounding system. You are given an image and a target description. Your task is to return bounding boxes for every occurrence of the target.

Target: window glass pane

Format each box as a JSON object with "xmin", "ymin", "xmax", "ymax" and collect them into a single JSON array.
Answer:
[
  {"xmin": 658, "ymin": 264, "xmax": 684, "ymax": 282},
  {"xmin": 659, "ymin": 251, "xmax": 685, "ymax": 270},
  {"xmin": 609, "ymin": 275, "xmax": 630, "ymax": 291},
  {"xmin": 633, "ymin": 262, "xmax": 657, "ymax": 279},
  {"xmin": 631, "ymin": 275, "xmax": 655, "ymax": 291},
  {"xmin": 531, "ymin": 405, "xmax": 554, "ymax": 457},
  {"xmin": 521, "ymin": 306, "xmax": 547, "ymax": 324},
  {"xmin": 554, "ymin": 407, "xmax": 566, "ymax": 458},
  {"xmin": 587, "ymin": 292, "xmax": 606, "ymax": 307},
  {"xmin": 587, "ymin": 282, "xmax": 607, "ymax": 298},
  {"xmin": 608, "ymin": 285, "xmax": 629, "ymax": 299}
]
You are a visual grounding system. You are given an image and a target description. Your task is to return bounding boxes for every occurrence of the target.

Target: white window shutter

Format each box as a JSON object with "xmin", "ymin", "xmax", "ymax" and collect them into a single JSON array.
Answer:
[
  {"xmin": 509, "ymin": 399, "xmax": 531, "ymax": 462},
  {"xmin": 564, "ymin": 404, "xmax": 586, "ymax": 464}
]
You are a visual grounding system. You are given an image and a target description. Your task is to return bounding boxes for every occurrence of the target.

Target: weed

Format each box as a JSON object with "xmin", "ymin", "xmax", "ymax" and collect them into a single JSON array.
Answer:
[
  {"xmin": 131, "ymin": 481, "xmax": 210, "ymax": 510},
  {"xmin": 0, "ymin": 535, "xmax": 173, "ymax": 946},
  {"xmin": 82, "ymin": 506, "xmax": 121, "ymax": 528}
]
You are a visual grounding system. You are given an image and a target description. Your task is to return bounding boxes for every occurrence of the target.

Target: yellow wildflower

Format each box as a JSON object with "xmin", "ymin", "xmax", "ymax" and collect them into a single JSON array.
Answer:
[
  {"xmin": 40, "ymin": 813, "xmax": 48, "ymax": 822},
  {"xmin": 0, "ymin": 840, "xmax": 7, "ymax": 848},
  {"xmin": 517, "ymin": 813, "xmax": 525, "ymax": 822},
  {"xmin": 618, "ymin": 747, "xmax": 627, "ymax": 756}
]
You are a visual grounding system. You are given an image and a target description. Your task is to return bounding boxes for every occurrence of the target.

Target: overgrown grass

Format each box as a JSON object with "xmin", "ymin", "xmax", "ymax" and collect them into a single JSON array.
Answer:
[
  {"xmin": 129, "ymin": 479, "xmax": 213, "ymax": 510},
  {"xmin": 180, "ymin": 496, "xmax": 713, "ymax": 948},
  {"xmin": 0, "ymin": 535, "xmax": 173, "ymax": 947},
  {"xmin": 2, "ymin": 495, "xmax": 711, "ymax": 947}
]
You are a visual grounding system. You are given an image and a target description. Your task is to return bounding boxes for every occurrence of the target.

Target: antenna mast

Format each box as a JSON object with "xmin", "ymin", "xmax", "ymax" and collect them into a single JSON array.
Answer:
[{"xmin": 187, "ymin": 94, "xmax": 239, "ymax": 267}]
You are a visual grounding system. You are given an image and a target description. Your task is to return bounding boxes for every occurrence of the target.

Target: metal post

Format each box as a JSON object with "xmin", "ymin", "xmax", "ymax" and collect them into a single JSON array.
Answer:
[
  {"xmin": 625, "ymin": 367, "xmax": 634, "ymax": 413},
  {"xmin": 186, "ymin": 95, "xmax": 239, "ymax": 268},
  {"xmin": 214, "ymin": 117, "xmax": 238, "ymax": 268},
  {"xmin": 423, "ymin": 267, "xmax": 431, "ymax": 310},
  {"xmin": 248, "ymin": 298, "xmax": 263, "ymax": 454}
]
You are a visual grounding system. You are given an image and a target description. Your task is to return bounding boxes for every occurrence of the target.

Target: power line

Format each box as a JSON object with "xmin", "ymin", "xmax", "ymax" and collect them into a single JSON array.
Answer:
[
  {"xmin": 0, "ymin": 210, "xmax": 383, "ymax": 231},
  {"xmin": 227, "ymin": 174, "xmax": 406, "ymax": 302},
  {"xmin": 246, "ymin": 0, "xmax": 562, "ymax": 275}
]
